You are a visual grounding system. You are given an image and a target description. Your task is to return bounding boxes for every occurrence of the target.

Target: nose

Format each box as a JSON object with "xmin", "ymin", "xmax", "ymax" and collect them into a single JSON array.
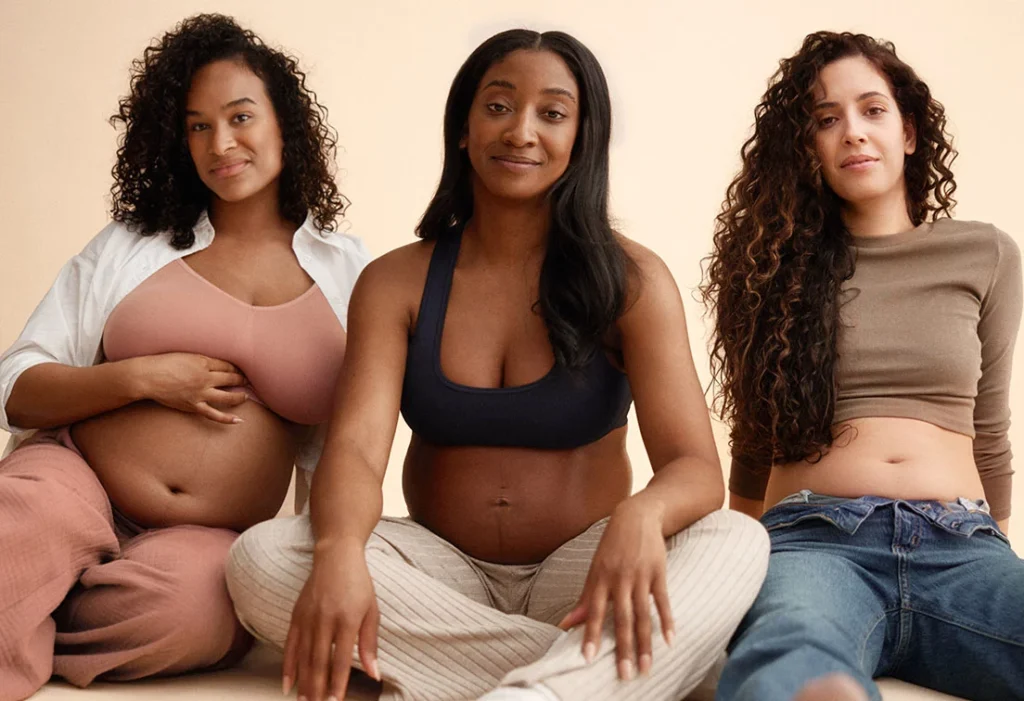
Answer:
[
  {"xmin": 210, "ymin": 124, "xmax": 237, "ymax": 156},
  {"xmin": 842, "ymin": 114, "xmax": 868, "ymax": 145},
  {"xmin": 502, "ymin": 111, "xmax": 537, "ymax": 148}
]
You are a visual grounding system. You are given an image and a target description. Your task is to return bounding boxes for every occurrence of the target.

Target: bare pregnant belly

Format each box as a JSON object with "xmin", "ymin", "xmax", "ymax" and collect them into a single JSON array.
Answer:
[
  {"xmin": 71, "ymin": 400, "xmax": 305, "ymax": 531},
  {"xmin": 403, "ymin": 428, "xmax": 632, "ymax": 564}
]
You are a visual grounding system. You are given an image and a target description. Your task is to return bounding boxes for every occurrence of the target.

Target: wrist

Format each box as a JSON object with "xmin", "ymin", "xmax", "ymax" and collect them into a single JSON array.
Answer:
[
  {"xmin": 616, "ymin": 492, "xmax": 667, "ymax": 527},
  {"xmin": 113, "ymin": 357, "xmax": 149, "ymax": 402},
  {"xmin": 314, "ymin": 534, "xmax": 366, "ymax": 558}
]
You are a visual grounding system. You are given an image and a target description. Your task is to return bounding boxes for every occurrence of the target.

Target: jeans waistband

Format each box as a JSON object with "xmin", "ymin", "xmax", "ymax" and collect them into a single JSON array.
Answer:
[
  {"xmin": 776, "ymin": 489, "xmax": 991, "ymax": 513},
  {"xmin": 762, "ymin": 490, "xmax": 1006, "ymax": 543}
]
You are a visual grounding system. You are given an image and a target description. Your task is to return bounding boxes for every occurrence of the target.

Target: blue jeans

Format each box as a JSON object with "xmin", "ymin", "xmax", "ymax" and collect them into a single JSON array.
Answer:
[{"xmin": 715, "ymin": 491, "xmax": 1024, "ymax": 701}]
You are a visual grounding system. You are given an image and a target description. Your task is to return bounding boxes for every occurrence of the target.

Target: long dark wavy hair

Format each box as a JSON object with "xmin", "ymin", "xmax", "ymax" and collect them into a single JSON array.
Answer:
[
  {"xmin": 109, "ymin": 13, "xmax": 346, "ymax": 249},
  {"xmin": 417, "ymin": 29, "xmax": 630, "ymax": 370},
  {"xmin": 700, "ymin": 31, "xmax": 958, "ymax": 470}
]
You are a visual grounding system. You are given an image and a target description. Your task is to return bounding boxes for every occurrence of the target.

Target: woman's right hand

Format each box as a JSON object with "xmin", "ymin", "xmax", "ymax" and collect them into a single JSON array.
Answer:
[
  {"xmin": 130, "ymin": 352, "xmax": 248, "ymax": 423},
  {"xmin": 284, "ymin": 539, "xmax": 380, "ymax": 701}
]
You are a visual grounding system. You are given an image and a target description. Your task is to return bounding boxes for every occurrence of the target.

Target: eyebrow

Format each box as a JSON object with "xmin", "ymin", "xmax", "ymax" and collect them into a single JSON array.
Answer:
[
  {"xmin": 814, "ymin": 91, "xmax": 889, "ymax": 110},
  {"xmin": 481, "ymin": 79, "xmax": 577, "ymax": 103},
  {"xmin": 185, "ymin": 96, "xmax": 257, "ymax": 116}
]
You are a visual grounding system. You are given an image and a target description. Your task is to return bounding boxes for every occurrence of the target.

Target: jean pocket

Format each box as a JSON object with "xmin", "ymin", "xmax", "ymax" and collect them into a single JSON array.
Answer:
[{"xmin": 761, "ymin": 498, "xmax": 879, "ymax": 536}]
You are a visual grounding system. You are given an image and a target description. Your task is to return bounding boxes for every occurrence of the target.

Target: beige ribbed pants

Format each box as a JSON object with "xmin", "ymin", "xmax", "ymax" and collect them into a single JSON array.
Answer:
[{"xmin": 226, "ymin": 510, "xmax": 768, "ymax": 701}]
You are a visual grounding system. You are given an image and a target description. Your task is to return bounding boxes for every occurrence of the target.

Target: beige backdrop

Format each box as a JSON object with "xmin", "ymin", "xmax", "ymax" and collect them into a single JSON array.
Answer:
[{"xmin": 2, "ymin": 0, "xmax": 1022, "ymax": 542}]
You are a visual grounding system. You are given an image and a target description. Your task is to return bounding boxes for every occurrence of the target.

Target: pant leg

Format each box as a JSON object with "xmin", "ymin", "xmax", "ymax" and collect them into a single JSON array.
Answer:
[
  {"xmin": 498, "ymin": 509, "xmax": 769, "ymax": 701},
  {"xmin": 227, "ymin": 515, "xmax": 564, "ymax": 701},
  {"xmin": 895, "ymin": 515, "xmax": 1024, "ymax": 701},
  {"xmin": 0, "ymin": 439, "xmax": 118, "ymax": 701},
  {"xmin": 52, "ymin": 524, "xmax": 249, "ymax": 686},
  {"xmin": 715, "ymin": 513, "xmax": 891, "ymax": 701}
]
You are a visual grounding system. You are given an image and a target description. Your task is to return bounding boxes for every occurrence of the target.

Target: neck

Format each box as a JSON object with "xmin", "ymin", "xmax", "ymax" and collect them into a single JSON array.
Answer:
[
  {"xmin": 208, "ymin": 182, "xmax": 294, "ymax": 241},
  {"xmin": 841, "ymin": 186, "xmax": 915, "ymax": 238},
  {"xmin": 463, "ymin": 183, "xmax": 550, "ymax": 264}
]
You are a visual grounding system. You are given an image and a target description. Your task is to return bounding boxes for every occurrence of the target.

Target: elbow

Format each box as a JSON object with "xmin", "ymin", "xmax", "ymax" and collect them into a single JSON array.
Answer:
[{"xmin": 3, "ymin": 398, "xmax": 36, "ymax": 431}]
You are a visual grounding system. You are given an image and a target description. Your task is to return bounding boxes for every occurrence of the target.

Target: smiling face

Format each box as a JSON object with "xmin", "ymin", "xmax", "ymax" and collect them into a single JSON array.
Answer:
[
  {"xmin": 813, "ymin": 55, "xmax": 916, "ymax": 209},
  {"xmin": 462, "ymin": 49, "xmax": 580, "ymax": 203},
  {"xmin": 185, "ymin": 59, "xmax": 284, "ymax": 205}
]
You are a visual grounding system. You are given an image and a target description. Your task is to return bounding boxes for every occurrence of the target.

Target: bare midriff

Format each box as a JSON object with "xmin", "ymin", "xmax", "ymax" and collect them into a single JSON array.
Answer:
[
  {"xmin": 71, "ymin": 399, "xmax": 308, "ymax": 532},
  {"xmin": 403, "ymin": 425, "xmax": 632, "ymax": 565},
  {"xmin": 763, "ymin": 417, "xmax": 983, "ymax": 511}
]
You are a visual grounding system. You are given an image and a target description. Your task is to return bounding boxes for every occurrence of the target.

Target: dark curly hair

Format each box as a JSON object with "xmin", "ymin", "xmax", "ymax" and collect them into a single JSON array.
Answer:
[
  {"xmin": 700, "ymin": 31, "xmax": 958, "ymax": 471},
  {"xmin": 418, "ymin": 29, "xmax": 631, "ymax": 370},
  {"xmin": 109, "ymin": 13, "xmax": 347, "ymax": 248}
]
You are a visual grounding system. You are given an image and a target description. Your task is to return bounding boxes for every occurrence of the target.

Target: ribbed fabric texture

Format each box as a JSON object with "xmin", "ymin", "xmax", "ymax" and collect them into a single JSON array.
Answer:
[{"xmin": 227, "ymin": 510, "xmax": 769, "ymax": 701}]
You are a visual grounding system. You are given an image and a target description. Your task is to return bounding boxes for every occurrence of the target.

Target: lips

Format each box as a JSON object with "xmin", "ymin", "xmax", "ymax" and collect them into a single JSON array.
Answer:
[
  {"xmin": 840, "ymin": 155, "xmax": 878, "ymax": 168},
  {"xmin": 210, "ymin": 160, "xmax": 250, "ymax": 178},
  {"xmin": 493, "ymin": 155, "xmax": 541, "ymax": 166}
]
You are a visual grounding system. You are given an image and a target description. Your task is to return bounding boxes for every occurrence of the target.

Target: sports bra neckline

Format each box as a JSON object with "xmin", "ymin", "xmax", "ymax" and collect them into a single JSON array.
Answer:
[
  {"xmin": 175, "ymin": 258, "xmax": 320, "ymax": 311},
  {"xmin": 425, "ymin": 232, "xmax": 582, "ymax": 395}
]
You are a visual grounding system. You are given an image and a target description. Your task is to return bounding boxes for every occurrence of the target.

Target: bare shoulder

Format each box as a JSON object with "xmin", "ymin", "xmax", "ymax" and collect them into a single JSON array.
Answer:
[
  {"xmin": 351, "ymin": 239, "xmax": 437, "ymax": 327},
  {"xmin": 614, "ymin": 233, "xmax": 680, "ymax": 316}
]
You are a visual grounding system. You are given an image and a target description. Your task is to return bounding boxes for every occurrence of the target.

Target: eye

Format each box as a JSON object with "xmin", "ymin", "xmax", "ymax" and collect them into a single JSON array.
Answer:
[
  {"xmin": 189, "ymin": 123, "xmax": 209, "ymax": 132},
  {"xmin": 817, "ymin": 115, "xmax": 838, "ymax": 128},
  {"xmin": 487, "ymin": 103, "xmax": 511, "ymax": 114},
  {"xmin": 866, "ymin": 105, "xmax": 886, "ymax": 116},
  {"xmin": 233, "ymin": 113, "xmax": 253, "ymax": 124},
  {"xmin": 545, "ymin": 110, "xmax": 567, "ymax": 120}
]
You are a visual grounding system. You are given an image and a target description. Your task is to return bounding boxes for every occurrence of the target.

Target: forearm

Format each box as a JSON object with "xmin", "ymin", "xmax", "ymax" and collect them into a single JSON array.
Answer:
[
  {"xmin": 309, "ymin": 439, "xmax": 384, "ymax": 551},
  {"xmin": 5, "ymin": 360, "xmax": 144, "ymax": 429},
  {"xmin": 626, "ymin": 457, "xmax": 725, "ymax": 537}
]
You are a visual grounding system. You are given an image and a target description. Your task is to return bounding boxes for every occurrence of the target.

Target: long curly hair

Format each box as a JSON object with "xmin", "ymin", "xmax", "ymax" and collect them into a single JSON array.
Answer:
[
  {"xmin": 418, "ymin": 29, "xmax": 631, "ymax": 370},
  {"xmin": 700, "ymin": 31, "xmax": 958, "ymax": 470},
  {"xmin": 109, "ymin": 13, "xmax": 346, "ymax": 249}
]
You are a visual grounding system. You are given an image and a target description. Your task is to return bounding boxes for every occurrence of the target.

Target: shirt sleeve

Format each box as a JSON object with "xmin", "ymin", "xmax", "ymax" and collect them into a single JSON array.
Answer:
[
  {"xmin": 0, "ymin": 223, "xmax": 120, "ymax": 433},
  {"xmin": 728, "ymin": 451, "xmax": 771, "ymax": 501},
  {"xmin": 973, "ymin": 227, "xmax": 1022, "ymax": 521}
]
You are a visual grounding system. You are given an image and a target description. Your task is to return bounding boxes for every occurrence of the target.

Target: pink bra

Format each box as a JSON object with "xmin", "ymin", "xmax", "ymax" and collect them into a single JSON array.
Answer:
[{"xmin": 103, "ymin": 259, "xmax": 346, "ymax": 425}]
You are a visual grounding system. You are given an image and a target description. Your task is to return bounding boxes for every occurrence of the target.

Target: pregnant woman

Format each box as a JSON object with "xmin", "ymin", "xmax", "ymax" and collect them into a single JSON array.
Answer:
[
  {"xmin": 0, "ymin": 13, "xmax": 367, "ymax": 700},
  {"xmin": 227, "ymin": 28, "xmax": 768, "ymax": 701}
]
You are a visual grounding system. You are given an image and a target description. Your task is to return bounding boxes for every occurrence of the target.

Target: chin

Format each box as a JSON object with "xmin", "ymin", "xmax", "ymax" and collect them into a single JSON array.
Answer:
[
  {"xmin": 483, "ymin": 181, "xmax": 551, "ymax": 202},
  {"xmin": 209, "ymin": 185, "xmax": 261, "ymax": 203}
]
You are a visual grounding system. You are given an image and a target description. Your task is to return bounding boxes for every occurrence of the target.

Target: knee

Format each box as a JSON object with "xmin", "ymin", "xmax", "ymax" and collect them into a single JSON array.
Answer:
[
  {"xmin": 0, "ymin": 447, "xmax": 110, "ymax": 531},
  {"xmin": 125, "ymin": 526, "xmax": 245, "ymax": 663},
  {"xmin": 225, "ymin": 517, "xmax": 312, "ymax": 647},
  {"xmin": 675, "ymin": 509, "xmax": 771, "ymax": 590}
]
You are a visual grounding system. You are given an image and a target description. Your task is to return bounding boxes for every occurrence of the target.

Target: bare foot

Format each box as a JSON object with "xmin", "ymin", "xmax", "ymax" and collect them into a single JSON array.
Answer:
[{"xmin": 794, "ymin": 673, "xmax": 870, "ymax": 701}]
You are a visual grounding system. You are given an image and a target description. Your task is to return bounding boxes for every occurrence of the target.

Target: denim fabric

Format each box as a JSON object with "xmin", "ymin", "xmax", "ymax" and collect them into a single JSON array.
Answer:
[{"xmin": 716, "ymin": 491, "xmax": 1024, "ymax": 701}]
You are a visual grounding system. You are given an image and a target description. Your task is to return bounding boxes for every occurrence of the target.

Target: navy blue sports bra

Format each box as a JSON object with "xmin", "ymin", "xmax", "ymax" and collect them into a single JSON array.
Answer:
[{"xmin": 400, "ymin": 231, "xmax": 633, "ymax": 450}]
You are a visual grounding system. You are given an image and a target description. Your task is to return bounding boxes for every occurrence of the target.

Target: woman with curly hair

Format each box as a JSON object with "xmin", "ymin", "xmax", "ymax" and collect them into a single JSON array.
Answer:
[
  {"xmin": 703, "ymin": 31, "xmax": 1024, "ymax": 701},
  {"xmin": 0, "ymin": 13, "xmax": 367, "ymax": 698},
  {"xmin": 225, "ymin": 28, "xmax": 769, "ymax": 701}
]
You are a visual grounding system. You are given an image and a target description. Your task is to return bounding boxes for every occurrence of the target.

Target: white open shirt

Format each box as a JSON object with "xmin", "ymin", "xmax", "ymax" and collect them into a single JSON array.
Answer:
[{"xmin": 0, "ymin": 211, "xmax": 370, "ymax": 471}]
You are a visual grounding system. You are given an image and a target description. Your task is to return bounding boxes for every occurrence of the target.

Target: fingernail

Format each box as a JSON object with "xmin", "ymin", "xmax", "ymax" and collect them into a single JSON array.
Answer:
[
  {"xmin": 618, "ymin": 659, "xmax": 635, "ymax": 681},
  {"xmin": 328, "ymin": 696, "xmax": 340, "ymax": 701},
  {"xmin": 666, "ymin": 629, "xmax": 676, "ymax": 647},
  {"xmin": 368, "ymin": 657, "xmax": 381, "ymax": 681},
  {"xmin": 639, "ymin": 653, "xmax": 652, "ymax": 675},
  {"xmin": 232, "ymin": 417, "xmax": 244, "ymax": 424},
  {"xmin": 282, "ymin": 676, "xmax": 291, "ymax": 695},
  {"xmin": 583, "ymin": 642, "xmax": 596, "ymax": 663},
  {"xmin": 297, "ymin": 696, "xmax": 307, "ymax": 701}
]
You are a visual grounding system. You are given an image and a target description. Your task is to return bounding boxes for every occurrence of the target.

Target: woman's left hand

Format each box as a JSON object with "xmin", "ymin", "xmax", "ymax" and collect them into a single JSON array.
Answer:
[{"xmin": 557, "ymin": 500, "xmax": 674, "ymax": 681}]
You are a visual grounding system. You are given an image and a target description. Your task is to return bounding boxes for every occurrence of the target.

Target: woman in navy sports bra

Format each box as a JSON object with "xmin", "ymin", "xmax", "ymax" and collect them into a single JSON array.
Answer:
[{"xmin": 227, "ymin": 29, "xmax": 769, "ymax": 701}]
